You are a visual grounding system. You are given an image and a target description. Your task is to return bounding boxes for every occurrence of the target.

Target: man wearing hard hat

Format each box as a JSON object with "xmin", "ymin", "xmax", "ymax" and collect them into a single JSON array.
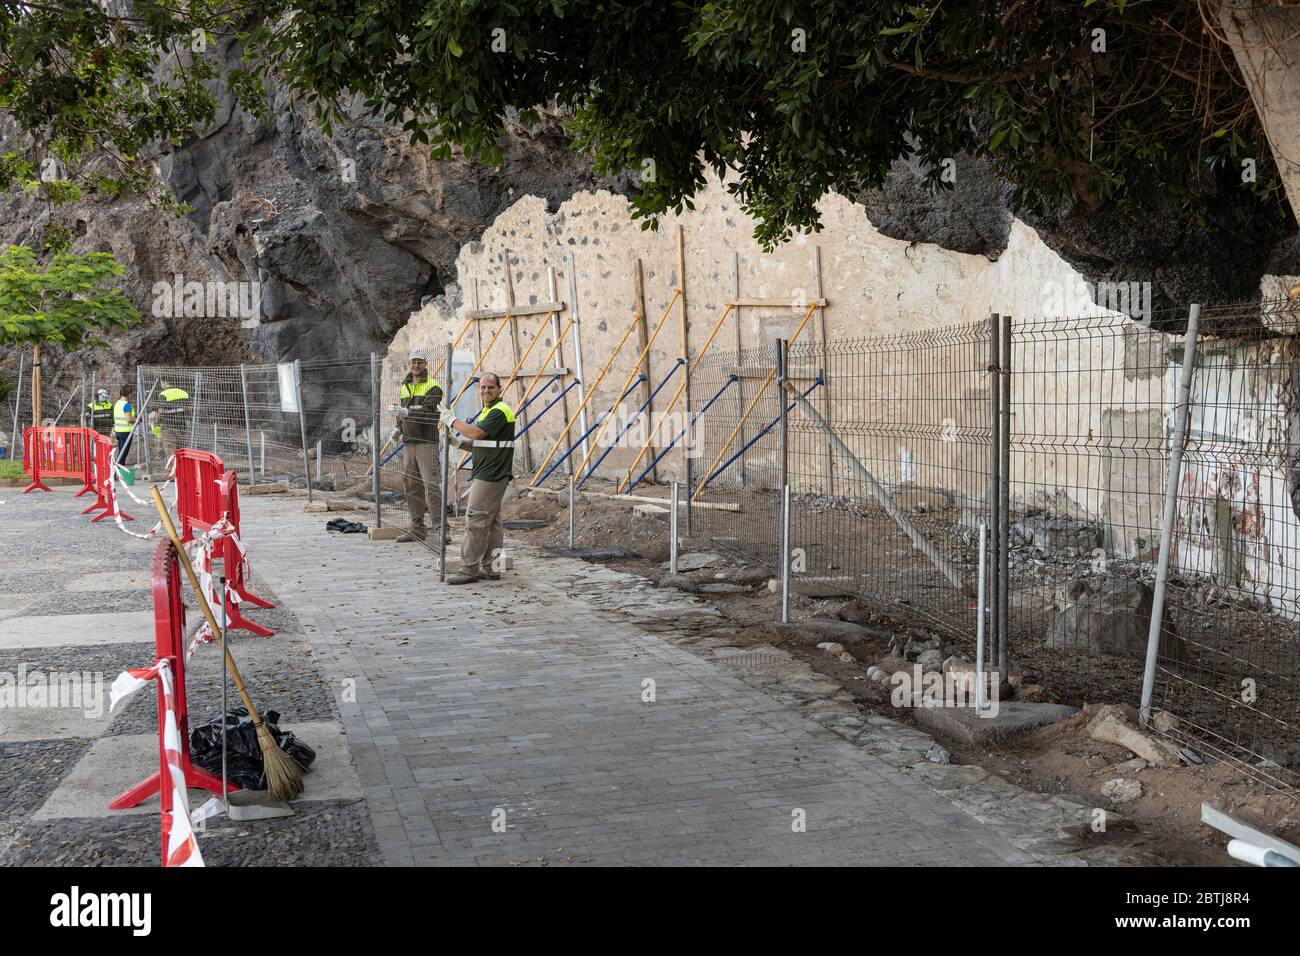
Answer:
[
  {"xmin": 392, "ymin": 349, "xmax": 444, "ymax": 543},
  {"xmin": 86, "ymin": 388, "xmax": 113, "ymax": 436}
]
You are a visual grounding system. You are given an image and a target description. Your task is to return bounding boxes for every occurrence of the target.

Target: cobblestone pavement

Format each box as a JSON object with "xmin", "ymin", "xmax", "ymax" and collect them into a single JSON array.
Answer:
[
  {"xmin": 0, "ymin": 484, "xmax": 378, "ymax": 866},
  {"xmin": 239, "ymin": 495, "xmax": 1146, "ymax": 866}
]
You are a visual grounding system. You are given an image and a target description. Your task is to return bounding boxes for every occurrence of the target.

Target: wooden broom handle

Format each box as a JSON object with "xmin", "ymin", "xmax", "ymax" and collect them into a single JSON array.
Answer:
[{"xmin": 149, "ymin": 484, "xmax": 265, "ymax": 727}]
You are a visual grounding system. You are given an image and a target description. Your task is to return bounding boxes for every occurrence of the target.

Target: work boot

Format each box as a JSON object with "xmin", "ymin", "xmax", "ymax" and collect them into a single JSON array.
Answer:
[
  {"xmin": 396, "ymin": 526, "xmax": 427, "ymax": 543},
  {"xmin": 446, "ymin": 570, "xmax": 481, "ymax": 585}
]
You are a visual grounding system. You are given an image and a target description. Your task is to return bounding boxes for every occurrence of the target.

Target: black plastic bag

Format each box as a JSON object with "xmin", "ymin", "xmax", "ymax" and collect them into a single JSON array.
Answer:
[
  {"xmin": 326, "ymin": 518, "xmax": 367, "ymax": 533},
  {"xmin": 190, "ymin": 707, "xmax": 316, "ymax": 790}
]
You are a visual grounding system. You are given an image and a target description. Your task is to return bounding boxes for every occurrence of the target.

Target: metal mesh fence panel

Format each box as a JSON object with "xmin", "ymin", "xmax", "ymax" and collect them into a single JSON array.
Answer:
[
  {"xmin": 138, "ymin": 358, "xmax": 383, "ymax": 496},
  {"xmin": 1004, "ymin": 310, "xmax": 1175, "ymax": 720},
  {"xmin": 692, "ymin": 309, "xmax": 1298, "ymax": 789},
  {"xmin": 1150, "ymin": 302, "xmax": 1300, "ymax": 788}
]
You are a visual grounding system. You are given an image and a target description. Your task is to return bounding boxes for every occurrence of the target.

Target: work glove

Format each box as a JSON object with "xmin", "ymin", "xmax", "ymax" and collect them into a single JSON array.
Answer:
[
  {"xmin": 392, "ymin": 406, "xmax": 410, "ymax": 419},
  {"xmin": 387, "ymin": 427, "xmax": 401, "ymax": 443},
  {"xmin": 436, "ymin": 402, "xmax": 453, "ymax": 420}
]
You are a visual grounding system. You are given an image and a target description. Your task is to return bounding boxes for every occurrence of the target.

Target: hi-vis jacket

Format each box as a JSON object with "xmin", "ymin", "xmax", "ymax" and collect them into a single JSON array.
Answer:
[
  {"xmin": 112, "ymin": 398, "xmax": 134, "ymax": 434},
  {"xmin": 400, "ymin": 375, "xmax": 443, "ymax": 444}
]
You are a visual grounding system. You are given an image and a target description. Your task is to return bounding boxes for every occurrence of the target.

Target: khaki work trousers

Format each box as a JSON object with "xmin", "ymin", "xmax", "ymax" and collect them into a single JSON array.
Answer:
[
  {"xmin": 402, "ymin": 440, "xmax": 443, "ymax": 527},
  {"xmin": 461, "ymin": 477, "xmax": 509, "ymax": 575}
]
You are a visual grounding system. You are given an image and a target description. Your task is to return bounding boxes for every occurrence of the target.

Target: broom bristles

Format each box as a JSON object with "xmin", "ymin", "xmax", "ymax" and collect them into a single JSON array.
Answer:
[{"xmin": 255, "ymin": 722, "xmax": 305, "ymax": 801}]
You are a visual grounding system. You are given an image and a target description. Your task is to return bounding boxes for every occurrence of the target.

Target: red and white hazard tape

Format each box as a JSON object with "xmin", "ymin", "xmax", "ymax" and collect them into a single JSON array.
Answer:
[
  {"xmin": 105, "ymin": 453, "xmax": 178, "ymax": 540},
  {"xmin": 190, "ymin": 516, "xmax": 250, "ymax": 616},
  {"xmin": 109, "ymin": 658, "xmax": 205, "ymax": 867}
]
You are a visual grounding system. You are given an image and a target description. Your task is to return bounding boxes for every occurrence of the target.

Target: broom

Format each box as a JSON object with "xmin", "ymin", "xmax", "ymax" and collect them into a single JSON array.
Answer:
[{"xmin": 149, "ymin": 484, "xmax": 305, "ymax": 800}]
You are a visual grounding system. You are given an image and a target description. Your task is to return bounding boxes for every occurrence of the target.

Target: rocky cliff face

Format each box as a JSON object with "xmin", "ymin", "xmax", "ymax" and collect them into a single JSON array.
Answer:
[
  {"xmin": 0, "ymin": 37, "xmax": 634, "ymax": 392},
  {"xmin": 1, "ymin": 36, "xmax": 1296, "ymax": 394}
]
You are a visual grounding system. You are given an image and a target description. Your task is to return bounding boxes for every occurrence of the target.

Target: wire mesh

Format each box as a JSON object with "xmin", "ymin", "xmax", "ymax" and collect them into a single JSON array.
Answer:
[{"xmin": 691, "ymin": 307, "xmax": 1299, "ymax": 790}]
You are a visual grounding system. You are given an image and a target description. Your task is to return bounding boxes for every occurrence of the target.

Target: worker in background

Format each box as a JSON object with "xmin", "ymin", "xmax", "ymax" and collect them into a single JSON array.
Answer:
[
  {"xmin": 441, "ymin": 372, "xmax": 515, "ymax": 584},
  {"xmin": 155, "ymin": 378, "xmax": 190, "ymax": 459},
  {"xmin": 393, "ymin": 348, "xmax": 444, "ymax": 543},
  {"xmin": 86, "ymin": 388, "xmax": 113, "ymax": 435},
  {"xmin": 113, "ymin": 384, "xmax": 135, "ymax": 464}
]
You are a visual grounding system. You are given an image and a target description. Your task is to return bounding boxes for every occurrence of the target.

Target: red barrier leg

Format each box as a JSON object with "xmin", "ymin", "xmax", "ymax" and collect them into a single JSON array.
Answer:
[
  {"xmin": 108, "ymin": 764, "xmax": 235, "ymax": 810},
  {"xmin": 225, "ymin": 603, "xmax": 275, "ymax": 638},
  {"xmin": 22, "ymin": 479, "xmax": 52, "ymax": 493},
  {"xmin": 234, "ymin": 583, "xmax": 275, "ymax": 610}
]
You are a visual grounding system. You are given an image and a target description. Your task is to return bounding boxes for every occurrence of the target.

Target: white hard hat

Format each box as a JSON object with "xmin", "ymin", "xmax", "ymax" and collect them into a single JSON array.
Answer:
[
  {"xmin": 409, "ymin": 348, "xmax": 428, "ymax": 362},
  {"xmin": 97, "ymin": 389, "xmax": 109, "ymax": 400}
]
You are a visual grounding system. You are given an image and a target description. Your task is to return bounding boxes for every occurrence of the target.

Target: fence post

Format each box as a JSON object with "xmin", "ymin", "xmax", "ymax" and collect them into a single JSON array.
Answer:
[
  {"xmin": 1141, "ymin": 303, "xmax": 1201, "ymax": 727},
  {"xmin": 188, "ymin": 371, "xmax": 203, "ymax": 449},
  {"xmin": 677, "ymin": 225, "xmax": 693, "ymax": 537},
  {"xmin": 136, "ymin": 366, "xmax": 146, "ymax": 470},
  {"xmin": 999, "ymin": 313, "xmax": 1012, "ymax": 675},
  {"xmin": 439, "ymin": 343, "xmax": 452, "ymax": 582},
  {"xmin": 294, "ymin": 359, "xmax": 312, "ymax": 503},
  {"xmin": 988, "ymin": 314, "xmax": 1001, "ymax": 650},
  {"xmin": 566, "ymin": 253, "xmax": 592, "ymax": 468},
  {"xmin": 975, "ymin": 518, "xmax": 988, "ymax": 712},
  {"xmin": 778, "ymin": 338, "xmax": 790, "ymax": 621},
  {"xmin": 7, "ymin": 350, "xmax": 22, "ymax": 460},
  {"xmin": 781, "ymin": 485, "xmax": 792, "ymax": 624},
  {"xmin": 669, "ymin": 480, "xmax": 679, "ymax": 575},
  {"xmin": 239, "ymin": 364, "xmax": 255, "ymax": 486},
  {"xmin": 569, "ymin": 472, "xmax": 576, "ymax": 549},
  {"xmin": 80, "ymin": 377, "xmax": 87, "ymax": 429},
  {"xmin": 259, "ymin": 431, "xmax": 265, "ymax": 479},
  {"xmin": 88, "ymin": 370, "xmax": 96, "ymax": 435},
  {"xmin": 370, "ymin": 352, "xmax": 381, "ymax": 530}
]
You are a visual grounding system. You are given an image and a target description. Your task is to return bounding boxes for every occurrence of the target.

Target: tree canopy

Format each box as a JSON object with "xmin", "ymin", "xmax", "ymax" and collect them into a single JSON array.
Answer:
[
  {"xmin": 0, "ymin": 244, "xmax": 141, "ymax": 350},
  {"xmin": 0, "ymin": 2, "xmax": 1289, "ymax": 248}
]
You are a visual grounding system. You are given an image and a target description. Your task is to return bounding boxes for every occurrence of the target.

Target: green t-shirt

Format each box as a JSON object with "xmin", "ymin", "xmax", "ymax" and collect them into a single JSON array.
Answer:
[{"xmin": 471, "ymin": 400, "xmax": 516, "ymax": 482}]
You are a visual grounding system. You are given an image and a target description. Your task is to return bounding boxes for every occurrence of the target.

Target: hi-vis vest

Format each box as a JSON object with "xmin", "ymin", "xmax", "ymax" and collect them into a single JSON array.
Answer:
[
  {"xmin": 401, "ymin": 377, "xmax": 441, "ymax": 400},
  {"xmin": 112, "ymin": 398, "xmax": 133, "ymax": 433},
  {"xmin": 475, "ymin": 400, "xmax": 516, "ymax": 429},
  {"xmin": 470, "ymin": 400, "xmax": 517, "ymax": 454}
]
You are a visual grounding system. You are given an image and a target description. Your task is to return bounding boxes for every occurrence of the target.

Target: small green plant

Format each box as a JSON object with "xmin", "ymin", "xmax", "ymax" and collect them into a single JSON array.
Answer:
[{"xmin": 0, "ymin": 459, "xmax": 28, "ymax": 480}]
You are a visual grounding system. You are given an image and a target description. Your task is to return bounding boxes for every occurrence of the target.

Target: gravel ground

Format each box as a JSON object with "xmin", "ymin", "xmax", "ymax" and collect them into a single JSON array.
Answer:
[
  {"xmin": 1, "ymin": 488, "xmax": 377, "ymax": 867},
  {"xmin": 0, "ymin": 800, "xmax": 379, "ymax": 867},
  {"xmin": 23, "ymin": 588, "xmax": 152, "ymax": 615}
]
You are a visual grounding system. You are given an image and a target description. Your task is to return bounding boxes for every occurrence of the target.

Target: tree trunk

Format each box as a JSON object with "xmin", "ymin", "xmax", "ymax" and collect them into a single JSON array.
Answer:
[
  {"xmin": 31, "ymin": 341, "xmax": 42, "ymax": 428},
  {"xmin": 1219, "ymin": 1, "xmax": 1300, "ymax": 227}
]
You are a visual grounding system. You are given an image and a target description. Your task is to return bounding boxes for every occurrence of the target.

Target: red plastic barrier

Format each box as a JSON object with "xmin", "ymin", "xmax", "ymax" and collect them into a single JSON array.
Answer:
[
  {"xmin": 110, "ymin": 538, "xmax": 235, "ymax": 810},
  {"xmin": 217, "ymin": 470, "xmax": 276, "ymax": 615},
  {"xmin": 172, "ymin": 450, "xmax": 273, "ymax": 637},
  {"xmin": 83, "ymin": 433, "xmax": 132, "ymax": 522},
  {"xmin": 172, "ymin": 449, "xmax": 225, "ymax": 544},
  {"xmin": 21, "ymin": 426, "xmax": 96, "ymax": 495}
]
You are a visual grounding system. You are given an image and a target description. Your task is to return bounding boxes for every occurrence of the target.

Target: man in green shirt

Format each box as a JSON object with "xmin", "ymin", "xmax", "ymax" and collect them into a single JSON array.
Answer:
[{"xmin": 441, "ymin": 372, "xmax": 515, "ymax": 584}]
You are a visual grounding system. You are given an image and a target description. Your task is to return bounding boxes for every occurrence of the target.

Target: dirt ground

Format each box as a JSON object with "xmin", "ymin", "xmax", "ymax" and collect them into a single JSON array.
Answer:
[{"xmin": 501, "ymin": 484, "xmax": 1300, "ymax": 867}]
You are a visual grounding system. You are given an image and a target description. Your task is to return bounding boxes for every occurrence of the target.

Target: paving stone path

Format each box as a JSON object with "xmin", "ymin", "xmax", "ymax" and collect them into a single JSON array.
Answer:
[
  {"xmin": 240, "ymin": 495, "xmax": 1144, "ymax": 866},
  {"xmin": 3, "ymin": 482, "xmax": 1144, "ymax": 866}
]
